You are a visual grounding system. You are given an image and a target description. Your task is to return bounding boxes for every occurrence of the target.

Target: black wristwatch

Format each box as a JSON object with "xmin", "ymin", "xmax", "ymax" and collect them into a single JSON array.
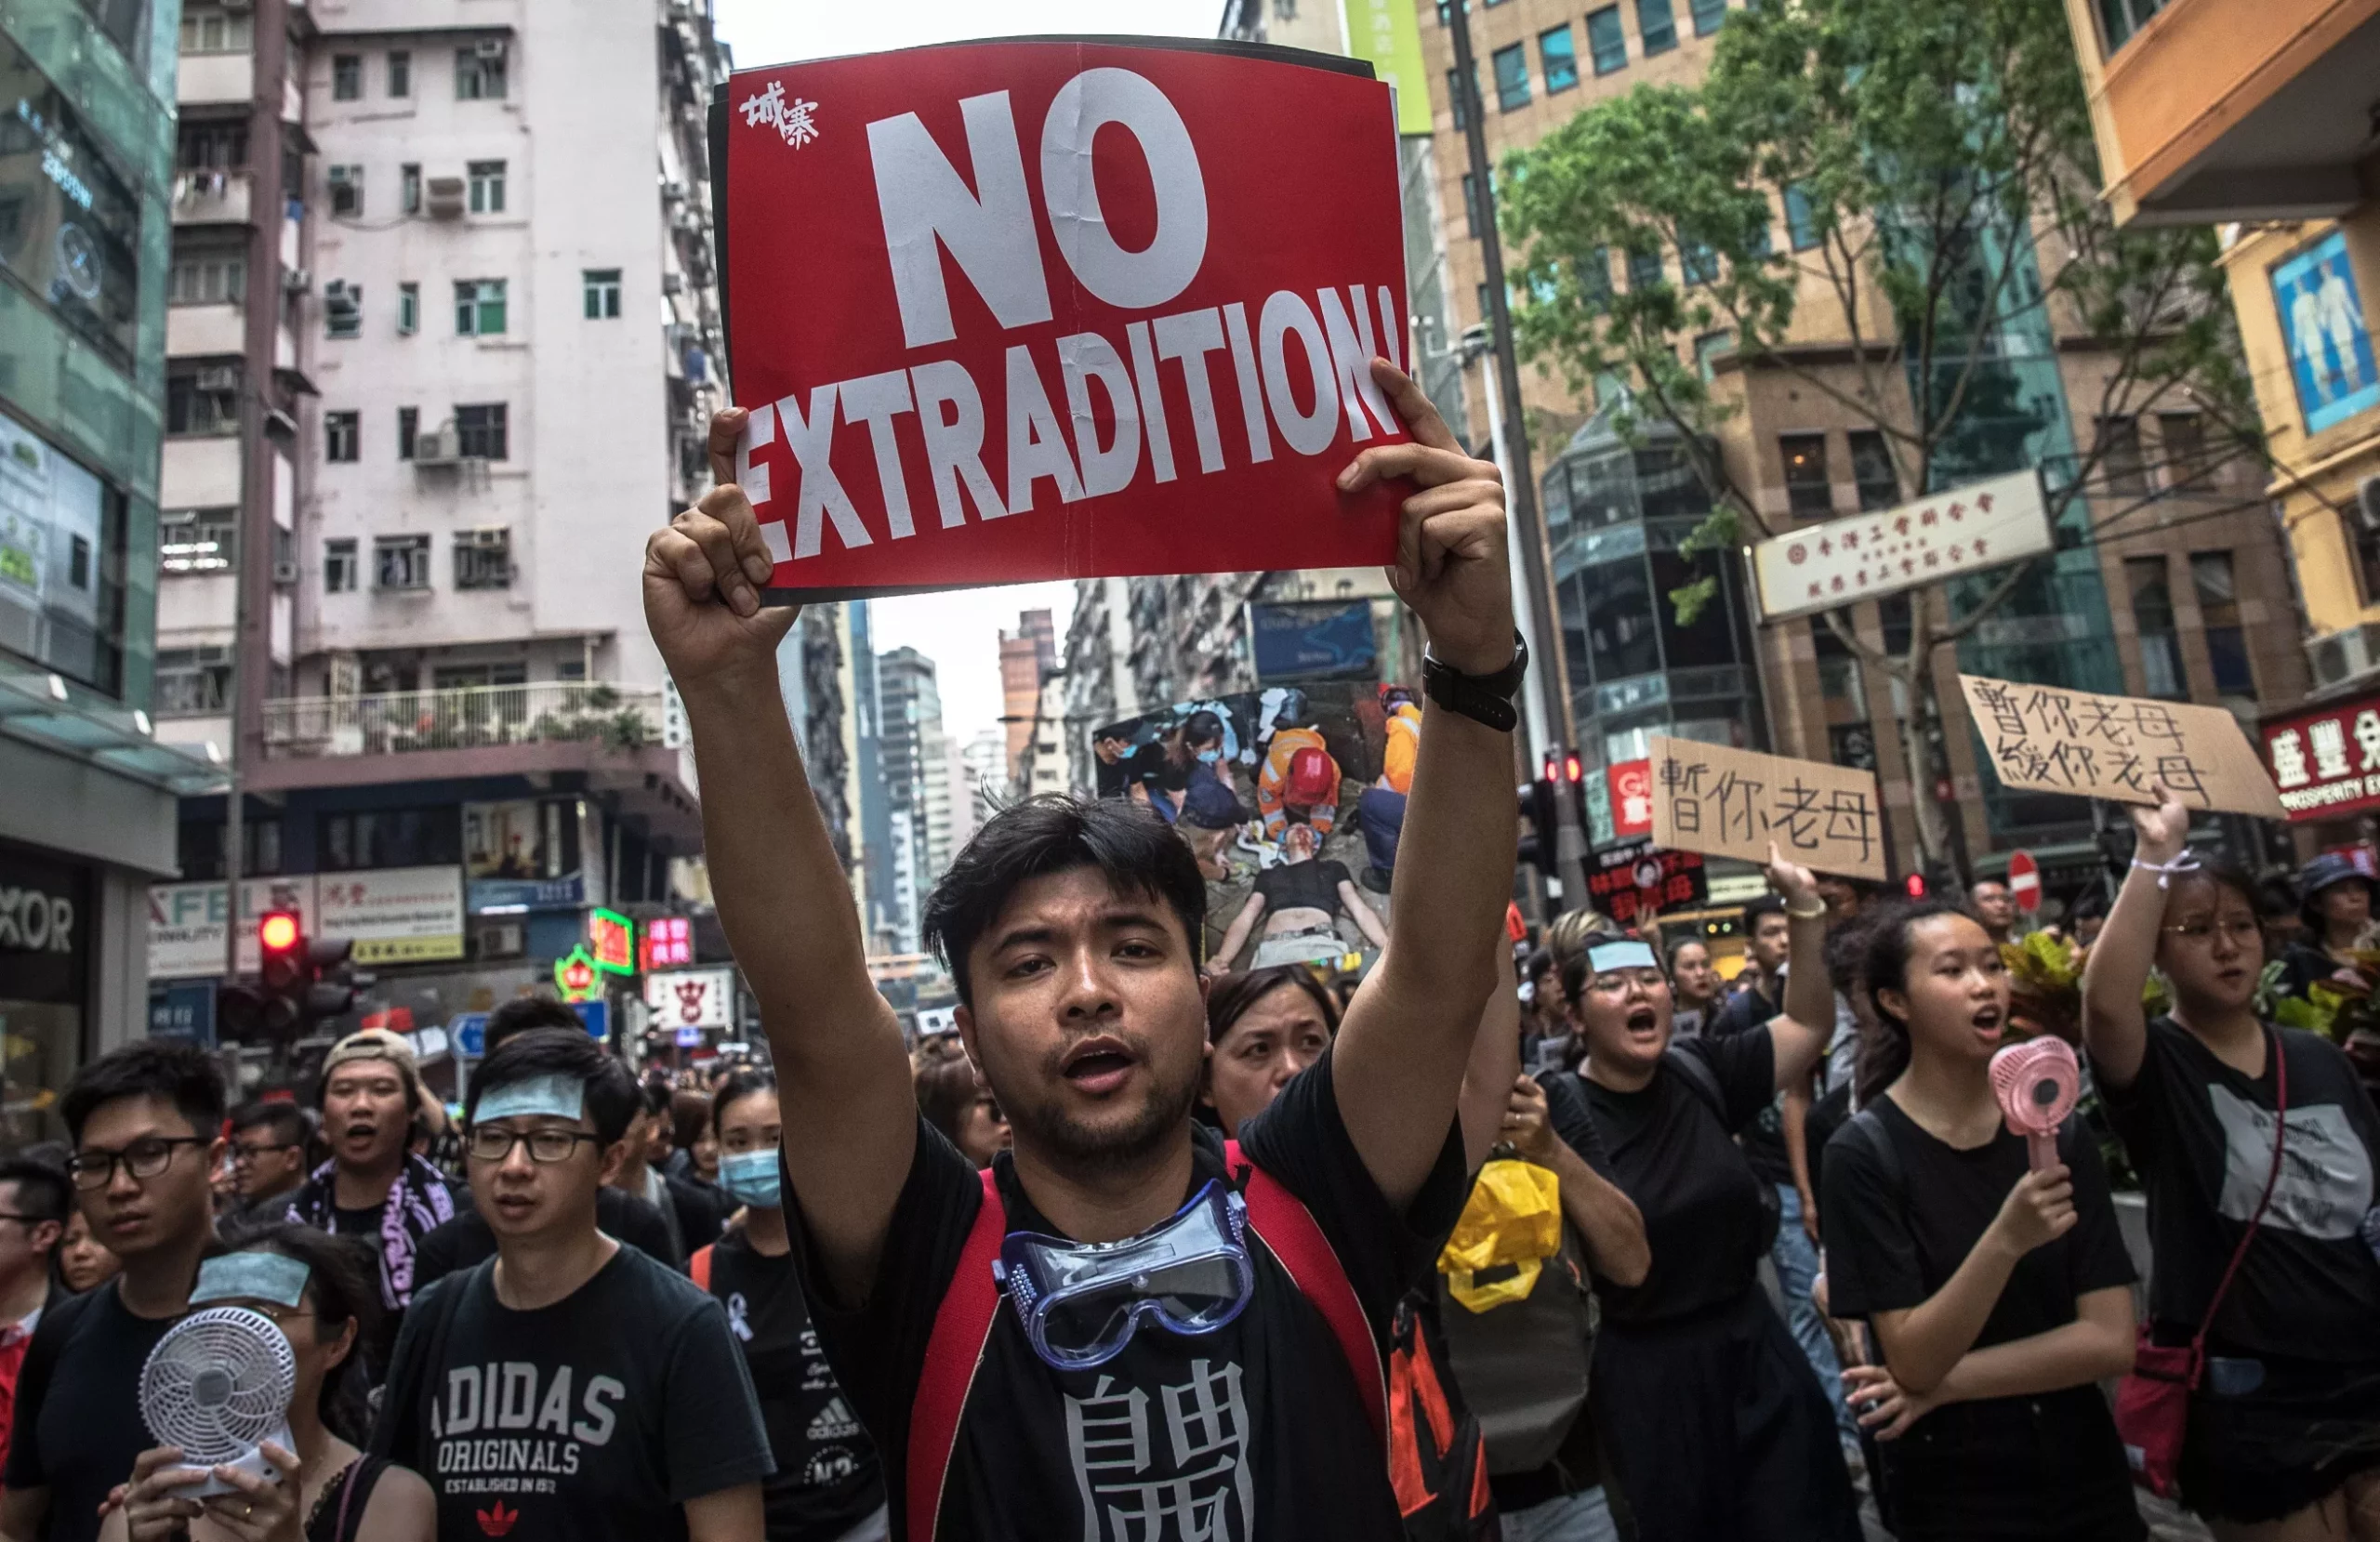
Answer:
[{"xmin": 1422, "ymin": 631, "xmax": 1527, "ymax": 732}]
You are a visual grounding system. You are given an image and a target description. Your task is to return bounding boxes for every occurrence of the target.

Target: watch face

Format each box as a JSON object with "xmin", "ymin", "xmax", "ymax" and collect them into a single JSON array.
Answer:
[{"xmin": 54, "ymin": 224, "xmax": 103, "ymax": 301}]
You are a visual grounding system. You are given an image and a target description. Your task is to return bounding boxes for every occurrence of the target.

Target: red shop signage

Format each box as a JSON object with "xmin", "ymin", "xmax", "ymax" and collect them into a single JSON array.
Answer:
[
  {"xmin": 720, "ymin": 40, "xmax": 1411, "ymax": 600},
  {"xmin": 2260, "ymin": 691, "xmax": 2380, "ymax": 823}
]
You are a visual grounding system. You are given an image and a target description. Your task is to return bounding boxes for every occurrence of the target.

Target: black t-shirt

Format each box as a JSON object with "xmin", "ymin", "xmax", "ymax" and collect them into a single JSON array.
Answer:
[
  {"xmin": 3, "ymin": 1281, "xmax": 180, "ymax": 1542},
  {"xmin": 1252, "ymin": 859, "xmax": 1352, "ymax": 916},
  {"xmin": 372, "ymin": 1244, "xmax": 775, "ymax": 1542},
  {"xmin": 2099, "ymin": 1018, "xmax": 2380, "ymax": 1362},
  {"xmin": 414, "ymin": 1188, "xmax": 684, "ymax": 1288},
  {"xmin": 1705, "ymin": 978, "xmax": 1794, "ymax": 1188},
  {"xmin": 788, "ymin": 1046, "xmax": 1468, "ymax": 1542},
  {"xmin": 701, "ymin": 1229, "xmax": 886, "ymax": 1541},
  {"xmin": 1552, "ymin": 1033, "xmax": 1776, "ymax": 1325},
  {"xmin": 1820, "ymin": 1097, "xmax": 2136, "ymax": 1348}
]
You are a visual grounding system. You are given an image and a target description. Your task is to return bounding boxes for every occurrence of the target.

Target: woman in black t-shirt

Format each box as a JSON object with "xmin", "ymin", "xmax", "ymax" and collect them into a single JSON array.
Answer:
[
  {"xmin": 2080, "ymin": 786, "xmax": 2380, "ymax": 1536},
  {"xmin": 1544, "ymin": 849, "xmax": 1861, "ymax": 1542},
  {"xmin": 1821, "ymin": 903, "xmax": 2142, "ymax": 1541}
]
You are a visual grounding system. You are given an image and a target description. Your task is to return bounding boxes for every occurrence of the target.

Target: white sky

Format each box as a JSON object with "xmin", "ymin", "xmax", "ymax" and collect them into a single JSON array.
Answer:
[{"xmin": 710, "ymin": 0, "xmax": 1222, "ymax": 745}]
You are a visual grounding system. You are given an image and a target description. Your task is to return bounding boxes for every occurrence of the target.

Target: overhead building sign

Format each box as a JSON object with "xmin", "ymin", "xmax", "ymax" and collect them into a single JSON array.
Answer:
[{"xmin": 1750, "ymin": 470, "xmax": 2052, "ymax": 622}]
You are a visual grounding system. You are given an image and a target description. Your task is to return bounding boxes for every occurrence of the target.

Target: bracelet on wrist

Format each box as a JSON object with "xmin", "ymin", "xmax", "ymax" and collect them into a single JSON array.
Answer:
[
  {"xmin": 2130, "ymin": 851, "xmax": 2199, "ymax": 890},
  {"xmin": 1785, "ymin": 899, "xmax": 1828, "ymax": 920}
]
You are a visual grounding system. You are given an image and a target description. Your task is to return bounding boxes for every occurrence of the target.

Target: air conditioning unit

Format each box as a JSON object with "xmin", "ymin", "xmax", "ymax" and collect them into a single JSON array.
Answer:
[
  {"xmin": 195, "ymin": 364, "xmax": 240, "ymax": 392},
  {"xmin": 2358, "ymin": 474, "xmax": 2380, "ymax": 532},
  {"xmin": 323, "ymin": 280, "xmax": 359, "ymax": 321},
  {"xmin": 473, "ymin": 38, "xmax": 508, "ymax": 60},
  {"xmin": 412, "ymin": 426, "xmax": 462, "ymax": 466},
  {"xmin": 661, "ymin": 273, "xmax": 684, "ymax": 296},
  {"xmin": 282, "ymin": 267, "xmax": 311, "ymax": 295},
  {"xmin": 2308, "ymin": 622, "xmax": 2380, "ymax": 690},
  {"xmin": 425, "ymin": 176, "xmax": 466, "ymax": 218},
  {"xmin": 271, "ymin": 559, "xmax": 299, "ymax": 586},
  {"xmin": 456, "ymin": 527, "xmax": 509, "ymax": 548}
]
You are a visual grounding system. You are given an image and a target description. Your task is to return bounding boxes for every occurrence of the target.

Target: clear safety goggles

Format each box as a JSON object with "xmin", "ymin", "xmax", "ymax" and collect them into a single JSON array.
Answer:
[{"xmin": 993, "ymin": 1179, "xmax": 1257, "ymax": 1371}]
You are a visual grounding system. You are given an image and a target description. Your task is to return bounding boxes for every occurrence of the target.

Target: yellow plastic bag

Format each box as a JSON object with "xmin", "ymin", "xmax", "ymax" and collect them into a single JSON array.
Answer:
[{"xmin": 1437, "ymin": 1158, "xmax": 1562, "ymax": 1313}]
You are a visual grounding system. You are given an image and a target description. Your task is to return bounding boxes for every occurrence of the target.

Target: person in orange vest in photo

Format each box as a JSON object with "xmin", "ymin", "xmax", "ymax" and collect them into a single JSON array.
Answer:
[
  {"xmin": 1259, "ymin": 735, "xmax": 1341, "ymax": 843},
  {"xmin": 1360, "ymin": 684, "xmax": 1422, "ymax": 890}
]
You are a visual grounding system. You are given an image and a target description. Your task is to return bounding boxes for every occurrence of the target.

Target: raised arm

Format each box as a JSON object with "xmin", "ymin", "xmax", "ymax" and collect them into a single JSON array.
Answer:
[
  {"xmin": 1329, "ymin": 361, "xmax": 1519, "ymax": 1210},
  {"xmin": 644, "ymin": 410, "xmax": 919, "ymax": 1305},
  {"xmin": 1763, "ymin": 845, "xmax": 1836, "ymax": 1095},
  {"xmin": 2079, "ymin": 783, "xmax": 2190, "ymax": 1090},
  {"xmin": 1459, "ymin": 962, "xmax": 1527, "ymax": 1172},
  {"xmin": 1508, "ymin": 1075, "xmax": 1651, "ymax": 1287}
]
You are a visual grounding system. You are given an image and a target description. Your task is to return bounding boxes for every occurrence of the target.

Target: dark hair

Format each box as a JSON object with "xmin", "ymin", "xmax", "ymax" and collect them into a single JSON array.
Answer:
[
  {"xmin": 1182, "ymin": 710, "xmax": 1225, "ymax": 750},
  {"xmin": 0, "ymin": 1157, "xmax": 70, "ymax": 1228},
  {"xmin": 229, "ymin": 1101, "xmax": 310, "ymax": 1150},
  {"xmin": 2254, "ymin": 875, "xmax": 2298, "ymax": 920},
  {"xmin": 913, "ymin": 1054, "xmax": 987, "ymax": 1149},
  {"xmin": 710, "ymin": 1070, "xmax": 778, "ymax": 1134},
  {"xmin": 483, "ymin": 996, "xmax": 588, "ymax": 1056},
  {"xmin": 1742, "ymin": 894, "xmax": 1788, "ymax": 931},
  {"xmin": 640, "ymin": 1079, "xmax": 674, "ymax": 1119},
  {"xmin": 1856, "ymin": 901, "xmax": 1976, "ymax": 1104},
  {"xmin": 1523, "ymin": 946, "xmax": 1556, "ymax": 984},
  {"xmin": 923, "ymin": 796, "xmax": 1207, "ymax": 1007},
  {"xmin": 211, "ymin": 1220, "xmax": 383, "ymax": 1443},
  {"xmin": 1665, "ymin": 936, "xmax": 1709, "ymax": 969},
  {"xmin": 669, "ymin": 1090, "xmax": 710, "ymax": 1153},
  {"xmin": 61, "ymin": 1041, "xmax": 227, "ymax": 1146},
  {"xmin": 2068, "ymin": 886, "xmax": 2110, "ymax": 923},
  {"xmin": 1204, "ymin": 967, "xmax": 1341, "ymax": 1046},
  {"xmin": 465, "ymin": 1029, "xmax": 641, "ymax": 1147}
]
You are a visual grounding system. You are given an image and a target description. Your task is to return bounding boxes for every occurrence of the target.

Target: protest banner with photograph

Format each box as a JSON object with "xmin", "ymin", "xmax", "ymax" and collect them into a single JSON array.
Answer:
[
  {"xmin": 1958, "ymin": 674, "xmax": 2285, "ymax": 818},
  {"xmin": 720, "ymin": 40, "xmax": 1410, "ymax": 599},
  {"xmin": 1584, "ymin": 837, "xmax": 1707, "ymax": 927},
  {"xmin": 1647, "ymin": 736, "xmax": 1887, "ymax": 880}
]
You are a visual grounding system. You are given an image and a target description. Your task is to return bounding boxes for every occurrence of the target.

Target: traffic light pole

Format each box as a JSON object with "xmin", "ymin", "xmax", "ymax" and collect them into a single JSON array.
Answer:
[{"xmin": 1446, "ymin": 0, "xmax": 1590, "ymax": 912}]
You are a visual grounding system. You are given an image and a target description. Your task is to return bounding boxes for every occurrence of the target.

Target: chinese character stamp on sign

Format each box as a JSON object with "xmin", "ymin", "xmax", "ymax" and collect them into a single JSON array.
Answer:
[{"xmin": 739, "ymin": 80, "xmax": 820, "ymax": 148}]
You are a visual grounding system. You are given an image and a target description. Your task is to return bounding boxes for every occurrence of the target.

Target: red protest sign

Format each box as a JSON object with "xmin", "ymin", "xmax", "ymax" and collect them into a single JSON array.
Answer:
[
  {"xmin": 720, "ymin": 41, "xmax": 1411, "ymax": 599},
  {"xmin": 1609, "ymin": 758, "xmax": 1653, "ymax": 838}
]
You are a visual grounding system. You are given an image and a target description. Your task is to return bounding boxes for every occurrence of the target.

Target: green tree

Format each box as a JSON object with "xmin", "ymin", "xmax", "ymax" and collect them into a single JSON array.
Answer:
[{"xmin": 1500, "ymin": 0, "xmax": 2256, "ymax": 875}]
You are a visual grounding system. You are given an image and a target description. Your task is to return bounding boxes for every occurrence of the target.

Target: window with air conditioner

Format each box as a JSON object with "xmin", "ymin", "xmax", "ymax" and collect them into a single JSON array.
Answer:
[
  {"xmin": 160, "ymin": 509, "xmax": 236, "ymax": 573},
  {"xmin": 468, "ymin": 160, "xmax": 506, "ymax": 214},
  {"xmin": 454, "ymin": 529, "xmax": 512, "ymax": 590},
  {"xmin": 165, "ymin": 372, "xmax": 239, "ymax": 435},
  {"xmin": 324, "ymin": 538, "xmax": 358, "ymax": 593},
  {"xmin": 455, "ymin": 279, "xmax": 508, "ymax": 336},
  {"xmin": 456, "ymin": 403, "xmax": 509, "ymax": 460},
  {"xmin": 324, "ymin": 282, "xmax": 362, "ymax": 339},
  {"xmin": 374, "ymin": 534, "xmax": 432, "ymax": 591},
  {"xmin": 456, "ymin": 46, "xmax": 508, "ymax": 99},
  {"xmin": 397, "ymin": 406, "xmax": 418, "ymax": 460}
]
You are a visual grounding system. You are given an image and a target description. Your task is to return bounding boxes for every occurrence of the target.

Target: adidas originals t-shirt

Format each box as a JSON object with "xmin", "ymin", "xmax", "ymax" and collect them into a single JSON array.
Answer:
[
  {"xmin": 371, "ymin": 1243, "xmax": 774, "ymax": 1542},
  {"xmin": 702, "ymin": 1226, "xmax": 886, "ymax": 1539}
]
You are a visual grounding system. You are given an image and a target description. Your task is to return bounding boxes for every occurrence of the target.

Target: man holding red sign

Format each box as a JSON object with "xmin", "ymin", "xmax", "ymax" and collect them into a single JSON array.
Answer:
[{"xmin": 643, "ymin": 349, "xmax": 1520, "ymax": 1540}]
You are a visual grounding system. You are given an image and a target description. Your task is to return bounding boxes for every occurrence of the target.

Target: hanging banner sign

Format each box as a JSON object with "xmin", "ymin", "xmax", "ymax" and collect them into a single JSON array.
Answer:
[
  {"xmin": 2259, "ymin": 688, "xmax": 2380, "ymax": 823},
  {"xmin": 721, "ymin": 39, "xmax": 1412, "ymax": 600},
  {"xmin": 1749, "ymin": 470, "xmax": 2053, "ymax": 622},
  {"xmin": 1648, "ymin": 735, "xmax": 1886, "ymax": 880},
  {"xmin": 1959, "ymin": 674, "xmax": 2285, "ymax": 818}
]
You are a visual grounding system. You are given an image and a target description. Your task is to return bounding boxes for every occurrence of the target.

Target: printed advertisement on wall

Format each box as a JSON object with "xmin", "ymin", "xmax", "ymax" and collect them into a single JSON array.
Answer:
[
  {"xmin": 316, "ymin": 866, "xmax": 467, "ymax": 965},
  {"xmin": 2272, "ymin": 231, "xmax": 2379, "ymax": 437},
  {"xmin": 147, "ymin": 876, "xmax": 318, "ymax": 980}
]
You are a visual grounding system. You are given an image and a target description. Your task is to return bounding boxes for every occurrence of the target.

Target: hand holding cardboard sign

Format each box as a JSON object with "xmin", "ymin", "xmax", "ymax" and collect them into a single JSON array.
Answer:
[
  {"xmin": 2126, "ymin": 779, "xmax": 2192, "ymax": 865},
  {"xmin": 1338, "ymin": 360, "xmax": 1514, "ymax": 677},
  {"xmin": 643, "ymin": 405, "xmax": 799, "ymax": 694}
]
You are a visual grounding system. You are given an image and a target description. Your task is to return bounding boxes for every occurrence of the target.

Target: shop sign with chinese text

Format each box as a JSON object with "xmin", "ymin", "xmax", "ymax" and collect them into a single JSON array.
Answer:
[{"xmin": 2261, "ymin": 691, "xmax": 2380, "ymax": 822}]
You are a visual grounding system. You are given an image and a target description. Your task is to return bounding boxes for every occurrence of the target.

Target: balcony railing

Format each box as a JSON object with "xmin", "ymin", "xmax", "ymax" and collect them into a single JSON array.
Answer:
[{"xmin": 261, "ymin": 682, "xmax": 663, "ymax": 758}]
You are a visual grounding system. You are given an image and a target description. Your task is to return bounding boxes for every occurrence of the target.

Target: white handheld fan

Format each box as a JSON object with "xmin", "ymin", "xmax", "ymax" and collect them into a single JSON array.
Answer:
[{"xmin": 138, "ymin": 1307, "xmax": 297, "ymax": 1497}]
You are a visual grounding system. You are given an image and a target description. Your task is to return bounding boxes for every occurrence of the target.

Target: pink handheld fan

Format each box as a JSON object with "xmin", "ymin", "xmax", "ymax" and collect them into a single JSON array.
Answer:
[{"xmin": 1989, "ymin": 1036, "xmax": 2080, "ymax": 1171}]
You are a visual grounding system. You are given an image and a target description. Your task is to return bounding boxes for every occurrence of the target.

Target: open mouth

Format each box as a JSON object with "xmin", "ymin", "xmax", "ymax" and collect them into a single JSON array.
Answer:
[
  {"xmin": 1971, "ymin": 1003, "xmax": 2005, "ymax": 1041},
  {"xmin": 1061, "ymin": 1035, "xmax": 1138, "ymax": 1095},
  {"xmin": 1624, "ymin": 1006, "xmax": 1659, "ymax": 1036}
]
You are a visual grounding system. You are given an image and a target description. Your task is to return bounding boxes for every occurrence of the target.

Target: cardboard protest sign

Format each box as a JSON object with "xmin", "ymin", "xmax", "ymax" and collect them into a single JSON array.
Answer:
[
  {"xmin": 1959, "ymin": 674, "xmax": 2286, "ymax": 818},
  {"xmin": 1648, "ymin": 736, "xmax": 1887, "ymax": 880},
  {"xmin": 720, "ymin": 40, "xmax": 1410, "ymax": 600}
]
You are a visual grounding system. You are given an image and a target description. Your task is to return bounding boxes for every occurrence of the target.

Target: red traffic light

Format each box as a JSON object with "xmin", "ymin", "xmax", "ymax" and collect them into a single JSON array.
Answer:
[
  {"xmin": 258, "ymin": 911, "xmax": 300, "ymax": 953},
  {"xmin": 1904, "ymin": 873, "xmax": 1927, "ymax": 898},
  {"xmin": 1564, "ymin": 753, "xmax": 1583, "ymax": 783}
]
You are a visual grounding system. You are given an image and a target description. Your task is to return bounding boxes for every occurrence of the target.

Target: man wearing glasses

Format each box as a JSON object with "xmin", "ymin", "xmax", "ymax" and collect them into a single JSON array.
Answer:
[
  {"xmin": 0, "ymin": 1041, "xmax": 225, "ymax": 1542},
  {"xmin": 221, "ymin": 1100, "xmax": 311, "ymax": 1226},
  {"xmin": 370, "ymin": 1028, "xmax": 772, "ymax": 1542}
]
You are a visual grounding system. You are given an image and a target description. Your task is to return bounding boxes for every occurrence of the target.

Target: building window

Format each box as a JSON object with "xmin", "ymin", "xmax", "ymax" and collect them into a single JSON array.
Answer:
[
  {"xmin": 2098, "ymin": 415, "xmax": 2147, "ymax": 495},
  {"xmin": 398, "ymin": 283, "xmax": 418, "ymax": 335},
  {"xmin": 1587, "ymin": 7, "xmax": 1628, "ymax": 73},
  {"xmin": 1691, "ymin": 0, "xmax": 1727, "ymax": 34},
  {"xmin": 455, "ymin": 279, "xmax": 508, "ymax": 336},
  {"xmin": 1679, "ymin": 239, "xmax": 1718, "ymax": 285},
  {"xmin": 320, "ymin": 808, "xmax": 462, "ymax": 872},
  {"xmin": 2097, "ymin": 0, "xmax": 2166, "ymax": 52},
  {"xmin": 1461, "ymin": 174, "xmax": 1481, "ymax": 237},
  {"xmin": 1475, "ymin": 283, "xmax": 1492, "ymax": 324},
  {"xmin": 324, "ymin": 538, "xmax": 358, "ymax": 593},
  {"xmin": 1626, "ymin": 247, "xmax": 1664, "ymax": 290},
  {"xmin": 389, "ymin": 50, "xmax": 411, "ymax": 97},
  {"xmin": 456, "ymin": 46, "xmax": 508, "ymax": 99},
  {"xmin": 1784, "ymin": 184, "xmax": 1820, "ymax": 250},
  {"xmin": 1847, "ymin": 429, "xmax": 1898, "ymax": 510},
  {"xmin": 1638, "ymin": 0, "xmax": 1679, "ymax": 53},
  {"xmin": 178, "ymin": 121, "xmax": 248, "ymax": 171},
  {"xmin": 1780, "ymin": 433, "xmax": 1831, "ymax": 517},
  {"xmin": 179, "ymin": 8, "xmax": 254, "ymax": 52},
  {"xmin": 325, "ymin": 283, "xmax": 362, "ymax": 339},
  {"xmin": 2191, "ymin": 551, "xmax": 2255, "ymax": 697},
  {"xmin": 1492, "ymin": 44, "xmax": 1529, "ymax": 110},
  {"xmin": 154, "ymin": 647, "xmax": 232, "ymax": 716},
  {"xmin": 331, "ymin": 54, "xmax": 362, "ymax": 99},
  {"xmin": 1540, "ymin": 25, "xmax": 1580, "ymax": 92},
  {"xmin": 397, "ymin": 406, "xmax": 418, "ymax": 460},
  {"xmin": 456, "ymin": 403, "xmax": 509, "ymax": 460},
  {"xmin": 166, "ymin": 371, "xmax": 239, "ymax": 435},
  {"xmin": 2159, "ymin": 412, "xmax": 2210, "ymax": 490},
  {"xmin": 328, "ymin": 165, "xmax": 363, "ymax": 217},
  {"xmin": 168, "ymin": 252, "xmax": 245, "ymax": 305},
  {"xmin": 583, "ymin": 269, "xmax": 622, "ymax": 319},
  {"xmin": 374, "ymin": 534, "xmax": 432, "ymax": 591},
  {"xmin": 325, "ymin": 411, "xmax": 360, "ymax": 463},
  {"xmin": 468, "ymin": 160, "xmax": 506, "ymax": 214},
  {"xmin": 160, "ymin": 509, "xmax": 236, "ymax": 573},
  {"xmin": 400, "ymin": 163, "xmax": 421, "ymax": 214},
  {"xmin": 454, "ymin": 529, "xmax": 512, "ymax": 589},
  {"xmin": 2124, "ymin": 555, "xmax": 2188, "ymax": 698}
]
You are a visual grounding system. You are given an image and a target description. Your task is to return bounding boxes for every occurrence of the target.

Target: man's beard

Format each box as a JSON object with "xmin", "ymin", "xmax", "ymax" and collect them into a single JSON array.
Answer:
[{"xmin": 1002, "ymin": 1055, "xmax": 1201, "ymax": 1173}]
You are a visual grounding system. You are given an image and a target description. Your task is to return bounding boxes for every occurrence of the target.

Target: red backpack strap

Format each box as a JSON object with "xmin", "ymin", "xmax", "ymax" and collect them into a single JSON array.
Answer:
[
  {"xmin": 689, "ymin": 1245, "xmax": 711, "ymax": 1292},
  {"xmin": 1224, "ymin": 1139, "xmax": 1386, "ymax": 1446},
  {"xmin": 905, "ymin": 1166, "xmax": 1005, "ymax": 1542}
]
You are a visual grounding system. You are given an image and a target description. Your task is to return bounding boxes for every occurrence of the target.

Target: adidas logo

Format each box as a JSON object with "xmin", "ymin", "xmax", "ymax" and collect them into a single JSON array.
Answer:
[{"xmin": 806, "ymin": 1397, "xmax": 860, "ymax": 1441}]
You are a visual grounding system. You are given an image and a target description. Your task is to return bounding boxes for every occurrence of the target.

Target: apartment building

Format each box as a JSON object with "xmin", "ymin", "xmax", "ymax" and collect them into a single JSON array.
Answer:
[{"xmin": 147, "ymin": 0, "xmax": 738, "ymax": 1034}]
